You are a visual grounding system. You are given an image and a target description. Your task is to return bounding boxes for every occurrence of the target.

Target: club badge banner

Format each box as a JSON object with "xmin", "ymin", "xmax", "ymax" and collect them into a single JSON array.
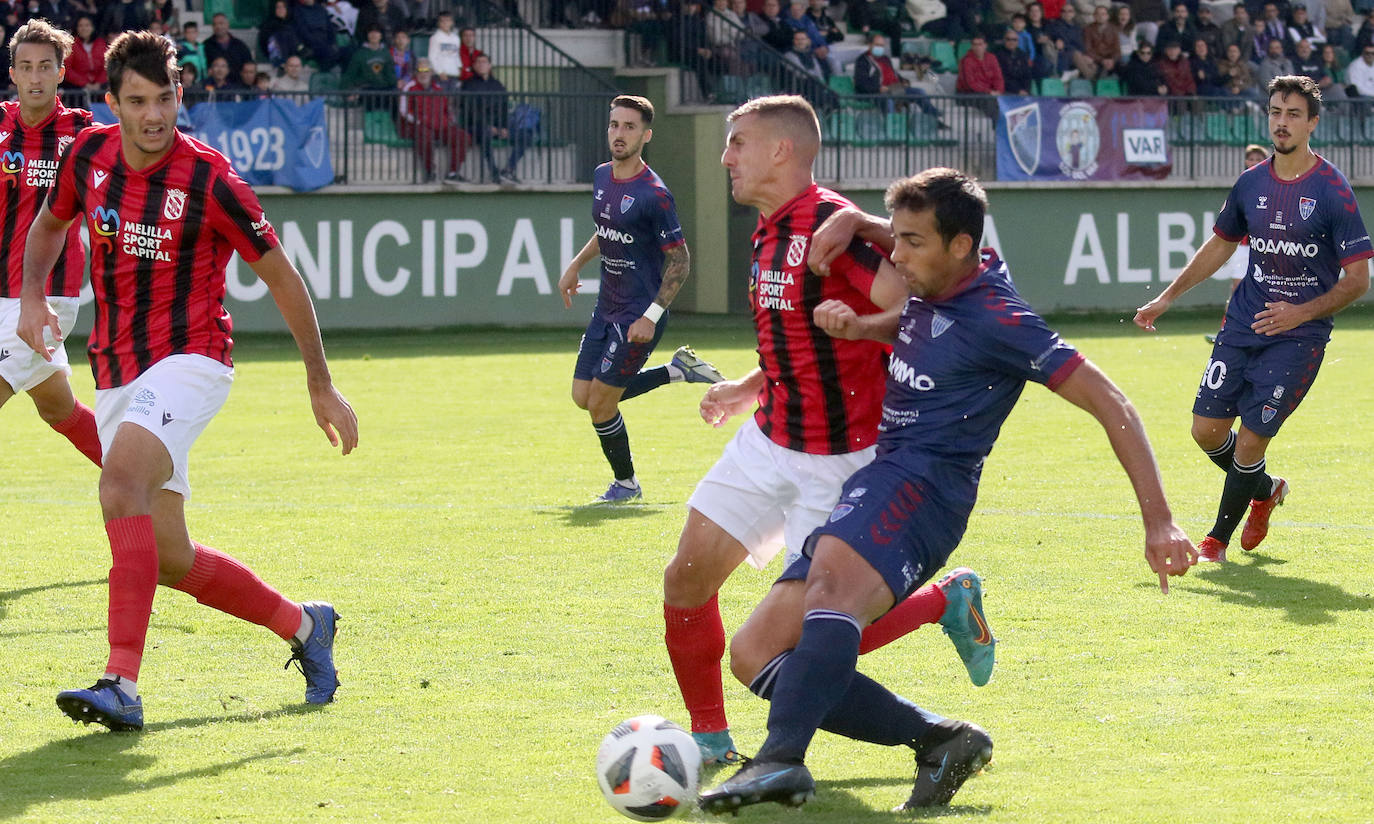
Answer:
[{"xmin": 996, "ymin": 97, "xmax": 1171, "ymax": 182}]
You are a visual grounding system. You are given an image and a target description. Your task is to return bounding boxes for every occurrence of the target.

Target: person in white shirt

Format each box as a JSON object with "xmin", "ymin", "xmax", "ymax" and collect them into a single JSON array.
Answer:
[
  {"xmin": 428, "ymin": 10, "xmax": 462, "ymax": 87},
  {"xmin": 1348, "ymin": 43, "xmax": 1374, "ymax": 96},
  {"xmin": 270, "ymin": 54, "xmax": 314, "ymax": 93}
]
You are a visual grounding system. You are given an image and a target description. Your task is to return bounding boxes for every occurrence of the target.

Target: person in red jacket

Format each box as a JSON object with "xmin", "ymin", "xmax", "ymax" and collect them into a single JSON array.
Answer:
[
  {"xmin": 1155, "ymin": 39, "xmax": 1195, "ymax": 95},
  {"xmin": 398, "ymin": 57, "xmax": 470, "ymax": 182},
  {"xmin": 61, "ymin": 14, "xmax": 105, "ymax": 95},
  {"xmin": 956, "ymin": 34, "xmax": 1004, "ymax": 93}
]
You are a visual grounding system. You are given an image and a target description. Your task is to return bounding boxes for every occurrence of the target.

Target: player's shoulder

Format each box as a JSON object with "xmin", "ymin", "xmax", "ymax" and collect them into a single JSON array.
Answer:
[
  {"xmin": 0, "ymin": 99, "xmax": 17, "ymax": 122},
  {"xmin": 593, "ymin": 161, "xmax": 613, "ymax": 180},
  {"xmin": 54, "ymin": 102, "xmax": 94, "ymax": 126},
  {"xmin": 1312, "ymin": 155, "xmax": 1356, "ymax": 197},
  {"xmin": 811, "ymin": 184, "xmax": 857, "ymax": 212},
  {"xmin": 68, "ymin": 121, "xmax": 120, "ymax": 157}
]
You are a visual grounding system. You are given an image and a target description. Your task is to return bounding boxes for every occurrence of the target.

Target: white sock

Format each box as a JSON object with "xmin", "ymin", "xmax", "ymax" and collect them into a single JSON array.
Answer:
[
  {"xmin": 102, "ymin": 674, "xmax": 137, "ymax": 700},
  {"xmin": 616, "ymin": 477, "xmax": 639, "ymax": 489},
  {"xmin": 665, "ymin": 363, "xmax": 685, "ymax": 382},
  {"xmin": 293, "ymin": 606, "xmax": 314, "ymax": 645}
]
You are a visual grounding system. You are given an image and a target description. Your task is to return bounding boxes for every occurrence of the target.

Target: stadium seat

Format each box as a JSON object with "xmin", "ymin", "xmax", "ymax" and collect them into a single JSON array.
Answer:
[
  {"xmin": 883, "ymin": 111, "xmax": 908, "ymax": 145},
  {"xmin": 205, "ymin": 0, "xmax": 268, "ymax": 28},
  {"xmin": 1037, "ymin": 77, "xmax": 1066, "ymax": 96},
  {"xmin": 1095, "ymin": 76, "xmax": 1122, "ymax": 96},
  {"xmin": 827, "ymin": 75, "xmax": 856, "ymax": 96},
  {"xmin": 1203, "ymin": 112, "xmax": 1231, "ymax": 144},
  {"xmin": 855, "ymin": 109, "xmax": 885, "ymax": 146},
  {"xmin": 955, "ymin": 40, "xmax": 972, "ymax": 60},
  {"xmin": 720, "ymin": 74, "xmax": 746, "ymax": 104},
  {"xmin": 1067, "ymin": 78, "xmax": 1094, "ymax": 97},
  {"xmin": 410, "ymin": 34, "xmax": 429, "ymax": 60},
  {"xmin": 363, "ymin": 109, "xmax": 412, "ymax": 147},
  {"xmin": 929, "ymin": 40, "xmax": 957, "ymax": 72},
  {"xmin": 909, "ymin": 112, "xmax": 941, "ymax": 145}
]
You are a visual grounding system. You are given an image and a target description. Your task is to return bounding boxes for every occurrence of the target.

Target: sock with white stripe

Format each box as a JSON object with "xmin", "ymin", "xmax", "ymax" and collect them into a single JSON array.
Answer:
[
  {"xmin": 593, "ymin": 412, "xmax": 635, "ymax": 482},
  {"xmin": 755, "ymin": 609, "xmax": 861, "ymax": 763},
  {"xmin": 1209, "ymin": 456, "xmax": 1267, "ymax": 544}
]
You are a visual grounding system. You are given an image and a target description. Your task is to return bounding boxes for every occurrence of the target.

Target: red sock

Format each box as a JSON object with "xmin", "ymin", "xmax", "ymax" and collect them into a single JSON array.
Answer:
[
  {"xmin": 858, "ymin": 583, "xmax": 946, "ymax": 655},
  {"xmin": 172, "ymin": 543, "xmax": 302, "ymax": 641},
  {"xmin": 664, "ymin": 593, "xmax": 728, "ymax": 734},
  {"xmin": 51, "ymin": 401, "xmax": 102, "ymax": 467},
  {"xmin": 104, "ymin": 515, "xmax": 159, "ymax": 681}
]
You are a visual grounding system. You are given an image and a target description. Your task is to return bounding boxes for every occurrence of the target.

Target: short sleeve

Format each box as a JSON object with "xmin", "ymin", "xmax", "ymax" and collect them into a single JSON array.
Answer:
[
  {"xmin": 46, "ymin": 133, "xmax": 84, "ymax": 222},
  {"xmin": 653, "ymin": 187, "xmax": 685, "ymax": 251},
  {"xmin": 982, "ymin": 292, "xmax": 1084, "ymax": 390},
  {"xmin": 1330, "ymin": 182, "xmax": 1373, "ymax": 267},
  {"xmin": 1214, "ymin": 176, "xmax": 1247, "ymax": 243},
  {"xmin": 207, "ymin": 165, "xmax": 279, "ymax": 262},
  {"xmin": 828, "ymin": 237, "xmax": 883, "ymax": 298}
]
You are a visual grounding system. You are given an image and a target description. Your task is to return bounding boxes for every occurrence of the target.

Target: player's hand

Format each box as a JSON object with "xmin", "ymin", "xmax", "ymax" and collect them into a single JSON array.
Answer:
[
  {"xmin": 1143, "ymin": 521, "xmax": 1196, "ymax": 594},
  {"xmin": 16, "ymin": 297, "xmax": 61, "ymax": 362},
  {"xmin": 699, "ymin": 379, "xmax": 757, "ymax": 428},
  {"xmin": 809, "ymin": 207, "xmax": 865, "ymax": 276},
  {"xmin": 1251, "ymin": 301, "xmax": 1306, "ymax": 336},
  {"xmin": 309, "ymin": 383, "xmax": 359, "ymax": 456},
  {"xmin": 1132, "ymin": 295, "xmax": 1172, "ymax": 332},
  {"xmin": 558, "ymin": 265, "xmax": 581, "ymax": 308},
  {"xmin": 814, "ymin": 298, "xmax": 862, "ymax": 339},
  {"xmin": 627, "ymin": 316, "xmax": 655, "ymax": 343}
]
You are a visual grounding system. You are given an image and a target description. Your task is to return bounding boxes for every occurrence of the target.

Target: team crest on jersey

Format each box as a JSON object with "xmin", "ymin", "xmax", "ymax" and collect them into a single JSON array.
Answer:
[
  {"xmin": 1261, "ymin": 404, "xmax": 1277, "ymax": 424},
  {"xmin": 163, "ymin": 188, "xmax": 187, "ymax": 221},
  {"xmin": 600, "ymin": 357, "xmax": 612, "ymax": 373},
  {"xmin": 1299, "ymin": 197, "xmax": 1316, "ymax": 220},
  {"xmin": 828, "ymin": 503, "xmax": 854, "ymax": 523},
  {"xmin": 931, "ymin": 311, "xmax": 954, "ymax": 338},
  {"xmin": 57, "ymin": 135, "xmax": 74, "ymax": 156},
  {"xmin": 620, "ymin": 195, "xmax": 635, "ymax": 213},
  {"xmin": 1, "ymin": 150, "xmax": 22, "ymax": 175},
  {"xmin": 785, "ymin": 234, "xmax": 807, "ymax": 268}
]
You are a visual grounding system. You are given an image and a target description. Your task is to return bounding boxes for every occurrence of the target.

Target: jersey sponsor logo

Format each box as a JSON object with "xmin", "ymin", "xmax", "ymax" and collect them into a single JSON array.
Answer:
[
  {"xmin": 620, "ymin": 194, "xmax": 635, "ymax": 213},
  {"xmin": 91, "ymin": 205, "xmax": 119, "ymax": 253},
  {"xmin": 785, "ymin": 234, "xmax": 807, "ymax": 269},
  {"xmin": 163, "ymin": 188, "xmax": 187, "ymax": 221},
  {"xmin": 251, "ymin": 212, "xmax": 271, "ymax": 237},
  {"xmin": 596, "ymin": 223, "xmax": 634, "ymax": 244},
  {"xmin": 755, "ymin": 268, "xmax": 796, "ymax": 310},
  {"xmin": 1, "ymin": 150, "xmax": 22, "ymax": 175},
  {"xmin": 889, "ymin": 355, "xmax": 935, "ymax": 391},
  {"xmin": 1251, "ymin": 236, "xmax": 1319, "ymax": 258},
  {"xmin": 930, "ymin": 311, "xmax": 953, "ymax": 338},
  {"xmin": 1261, "ymin": 404, "xmax": 1278, "ymax": 424},
  {"xmin": 58, "ymin": 135, "xmax": 73, "ymax": 156},
  {"xmin": 1299, "ymin": 197, "xmax": 1316, "ymax": 220},
  {"xmin": 120, "ymin": 219, "xmax": 173, "ymax": 262},
  {"xmin": 91, "ymin": 169, "xmax": 108, "ymax": 189}
]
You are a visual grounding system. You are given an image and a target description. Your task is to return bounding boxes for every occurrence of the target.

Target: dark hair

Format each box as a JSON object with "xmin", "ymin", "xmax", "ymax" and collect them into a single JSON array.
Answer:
[
  {"xmin": 105, "ymin": 30, "xmax": 179, "ymax": 98},
  {"xmin": 8, "ymin": 17, "xmax": 73, "ymax": 66},
  {"xmin": 610, "ymin": 94, "xmax": 655, "ymax": 125},
  {"xmin": 884, "ymin": 168, "xmax": 988, "ymax": 252},
  {"xmin": 1268, "ymin": 74, "xmax": 1321, "ymax": 118}
]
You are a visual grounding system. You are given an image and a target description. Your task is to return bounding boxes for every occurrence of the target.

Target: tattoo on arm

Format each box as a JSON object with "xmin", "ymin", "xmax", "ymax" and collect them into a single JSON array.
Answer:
[{"xmin": 653, "ymin": 244, "xmax": 691, "ymax": 308}]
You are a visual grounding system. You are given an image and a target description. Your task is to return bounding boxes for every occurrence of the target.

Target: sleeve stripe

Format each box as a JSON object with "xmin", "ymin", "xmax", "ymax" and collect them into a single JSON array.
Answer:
[{"xmin": 1045, "ymin": 352, "xmax": 1086, "ymax": 391}]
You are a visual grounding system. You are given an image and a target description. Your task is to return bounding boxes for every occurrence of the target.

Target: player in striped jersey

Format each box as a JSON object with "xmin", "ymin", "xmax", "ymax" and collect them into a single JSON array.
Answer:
[
  {"xmin": 0, "ymin": 19, "xmax": 101, "ymax": 466},
  {"xmin": 663, "ymin": 96, "xmax": 996, "ymax": 767},
  {"xmin": 17, "ymin": 31, "xmax": 358, "ymax": 731}
]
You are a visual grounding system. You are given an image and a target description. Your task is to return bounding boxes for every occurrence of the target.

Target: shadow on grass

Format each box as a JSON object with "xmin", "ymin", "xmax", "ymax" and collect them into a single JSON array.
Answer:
[
  {"xmin": 692, "ymin": 773, "xmax": 993, "ymax": 821},
  {"xmin": 0, "ymin": 579, "xmax": 103, "ymax": 622},
  {"xmin": 550, "ymin": 503, "xmax": 675, "ymax": 527},
  {"xmin": 0, "ymin": 705, "xmax": 315, "ymax": 820},
  {"xmin": 1179, "ymin": 553, "xmax": 1374, "ymax": 624}
]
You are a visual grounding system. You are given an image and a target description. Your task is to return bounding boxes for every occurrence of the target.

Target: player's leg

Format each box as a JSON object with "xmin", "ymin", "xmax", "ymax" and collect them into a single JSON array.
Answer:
[
  {"xmin": 0, "ymin": 296, "xmax": 100, "ymax": 465},
  {"xmin": 28, "ymin": 372, "xmax": 102, "ymax": 466},
  {"xmin": 621, "ymin": 343, "xmax": 726, "ymax": 401},
  {"xmin": 1192, "ymin": 343, "xmax": 1260, "ymax": 561},
  {"xmin": 584, "ymin": 378, "xmax": 640, "ymax": 500},
  {"xmin": 570, "ymin": 319, "xmax": 654, "ymax": 502}
]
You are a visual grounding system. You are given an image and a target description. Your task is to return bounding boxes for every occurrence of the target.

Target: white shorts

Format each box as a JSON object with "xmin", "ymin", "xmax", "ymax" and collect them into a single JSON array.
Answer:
[
  {"xmin": 0, "ymin": 296, "xmax": 79, "ymax": 394},
  {"xmin": 95, "ymin": 354, "xmax": 234, "ymax": 501},
  {"xmin": 687, "ymin": 417, "xmax": 876, "ymax": 570}
]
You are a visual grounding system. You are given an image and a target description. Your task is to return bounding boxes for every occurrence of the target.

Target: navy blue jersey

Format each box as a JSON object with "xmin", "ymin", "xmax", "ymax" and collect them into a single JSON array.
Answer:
[
  {"xmin": 878, "ymin": 251, "xmax": 1084, "ymax": 478},
  {"xmin": 590, "ymin": 162, "xmax": 685, "ymax": 324},
  {"xmin": 1215, "ymin": 155, "xmax": 1373, "ymax": 344}
]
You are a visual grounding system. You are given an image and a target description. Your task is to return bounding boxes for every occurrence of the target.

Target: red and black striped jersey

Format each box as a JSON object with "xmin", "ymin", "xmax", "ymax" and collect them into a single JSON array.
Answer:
[
  {"xmin": 0, "ymin": 98, "xmax": 91, "ymax": 297},
  {"xmin": 749, "ymin": 184, "xmax": 889, "ymax": 455},
  {"xmin": 48, "ymin": 125, "xmax": 279, "ymax": 389}
]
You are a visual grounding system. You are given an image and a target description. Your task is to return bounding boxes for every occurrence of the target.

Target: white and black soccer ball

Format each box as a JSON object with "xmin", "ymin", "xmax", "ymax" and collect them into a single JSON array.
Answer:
[{"xmin": 596, "ymin": 715, "xmax": 701, "ymax": 821}]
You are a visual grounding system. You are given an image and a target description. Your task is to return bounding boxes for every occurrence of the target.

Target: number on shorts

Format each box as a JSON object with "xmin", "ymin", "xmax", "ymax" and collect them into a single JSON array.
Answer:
[{"xmin": 1203, "ymin": 358, "xmax": 1227, "ymax": 390}]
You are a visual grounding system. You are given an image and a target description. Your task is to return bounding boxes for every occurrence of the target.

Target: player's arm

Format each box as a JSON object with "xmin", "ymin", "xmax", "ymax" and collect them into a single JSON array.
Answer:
[
  {"xmin": 558, "ymin": 233, "xmax": 599, "ymax": 308},
  {"xmin": 1052, "ymin": 359, "xmax": 1196, "ymax": 592},
  {"xmin": 814, "ymin": 259, "xmax": 908, "ymax": 344},
  {"xmin": 1134, "ymin": 232, "xmax": 1238, "ymax": 331},
  {"xmin": 628, "ymin": 242, "xmax": 689, "ymax": 343},
  {"xmin": 810, "ymin": 207, "xmax": 895, "ymax": 275},
  {"xmin": 250, "ymin": 246, "xmax": 359, "ymax": 455},
  {"xmin": 1252, "ymin": 257, "xmax": 1370, "ymax": 336},
  {"xmin": 16, "ymin": 204, "xmax": 77, "ymax": 361},
  {"xmin": 700, "ymin": 366, "xmax": 765, "ymax": 428}
]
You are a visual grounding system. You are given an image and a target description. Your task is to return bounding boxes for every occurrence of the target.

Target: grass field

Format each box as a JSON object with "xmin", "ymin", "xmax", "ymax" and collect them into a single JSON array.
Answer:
[{"xmin": 2, "ymin": 309, "xmax": 1373, "ymax": 823}]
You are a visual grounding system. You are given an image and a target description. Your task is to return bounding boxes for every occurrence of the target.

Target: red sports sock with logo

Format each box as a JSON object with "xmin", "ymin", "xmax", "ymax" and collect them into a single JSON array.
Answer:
[
  {"xmin": 50, "ymin": 401, "xmax": 102, "ymax": 467},
  {"xmin": 104, "ymin": 515, "xmax": 160, "ymax": 680},
  {"xmin": 858, "ymin": 582, "xmax": 946, "ymax": 654},
  {"xmin": 664, "ymin": 593, "xmax": 729, "ymax": 734},
  {"xmin": 172, "ymin": 543, "xmax": 302, "ymax": 641}
]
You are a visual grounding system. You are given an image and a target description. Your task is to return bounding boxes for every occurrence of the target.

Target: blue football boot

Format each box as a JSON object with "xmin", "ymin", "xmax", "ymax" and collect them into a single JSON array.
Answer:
[
  {"xmin": 594, "ymin": 481, "xmax": 642, "ymax": 504},
  {"xmin": 56, "ymin": 679, "xmax": 143, "ymax": 731},
  {"xmin": 285, "ymin": 601, "xmax": 340, "ymax": 704},
  {"xmin": 937, "ymin": 567, "xmax": 996, "ymax": 687}
]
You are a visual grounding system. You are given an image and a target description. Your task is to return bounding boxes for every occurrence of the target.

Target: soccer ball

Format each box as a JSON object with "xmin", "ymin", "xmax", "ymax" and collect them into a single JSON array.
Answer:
[{"xmin": 596, "ymin": 715, "xmax": 701, "ymax": 821}]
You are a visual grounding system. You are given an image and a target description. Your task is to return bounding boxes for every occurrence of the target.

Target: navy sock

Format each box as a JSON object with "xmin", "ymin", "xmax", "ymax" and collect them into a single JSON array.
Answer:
[
  {"xmin": 1209, "ymin": 457, "xmax": 1266, "ymax": 544},
  {"xmin": 750, "ymin": 651, "xmax": 941, "ymax": 748},
  {"xmin": 1203, "ymin": 430, "xmax": 1236, "ymax": 471},
  {"xmin": 755, "ymin": 610, "xmax": 861, "ymax": 763},
  {"xmin": 621, "ymin": 366, "xmax": 671, "ymax": 401},
  {"xmin": 593, "ymin": 413, "xmax": 635, "ymax": 482}
]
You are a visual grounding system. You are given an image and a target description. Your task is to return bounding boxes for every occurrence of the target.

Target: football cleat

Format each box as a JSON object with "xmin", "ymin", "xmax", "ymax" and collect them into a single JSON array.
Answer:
[
  {"xmin": 902, "ymin": 720, "xmax": 993, "ymax": 809},
  {"xmin": 1240, "ymin": 477, "xmax": 1288, "ymax": 551},
  {"xmin": 1204, "ymin": 334, "xmax": 1218, "ymax": 344},
  {"xmin": 1196, "ymin": 536, "xmax": 1227, "ymax": 563},
  {"xmin": 693, "ymin": 729, "xmax": 744, "ymax": 766},
  {"xmin": 671, "ymin": 346, "xmax": 725, "ymax": 384},
  {"xmin": 594, "ymin": 481, "xmax": 643, "ymax": 504},
  {"xmin": 936, "ymin": 567, "xmax": 996, "ymax": 687},
  {"xmin": 285, "ymin": 601, "xmax": 340, "ymax": 704},
  {"xmin": 698, "ymin": 758, "xmax": 814, "ymax": 813},
  {"xmin": 56, "ymin": 679, "xmax": 143, "ymax": 731}
]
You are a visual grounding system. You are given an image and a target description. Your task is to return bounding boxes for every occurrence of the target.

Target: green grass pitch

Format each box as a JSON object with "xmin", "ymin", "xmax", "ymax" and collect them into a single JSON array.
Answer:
[{"xmin": 2, "ymin": 309, "xmax": 1373, "ymax": 823}]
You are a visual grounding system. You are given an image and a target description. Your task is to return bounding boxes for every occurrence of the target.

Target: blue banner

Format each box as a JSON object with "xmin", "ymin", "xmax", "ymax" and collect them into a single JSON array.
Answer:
[
  {"xmin": 190, "ymin": 98, "xmax": 333, "ymax": 192},
  {"xmin": 996, "ymin": 97, "xmax": 1171, "ymax": 182}
]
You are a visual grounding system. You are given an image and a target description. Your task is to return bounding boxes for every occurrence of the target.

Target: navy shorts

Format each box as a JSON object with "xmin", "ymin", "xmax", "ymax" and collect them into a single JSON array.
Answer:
[
  {"xmin": 572, "ymin": 314, "xmax": 667, "ymax": 388},
  {"xmin": 778, "ymin": 451, "xmax": 973, "ymax": 602},
  {"xmin": 1192, "ymin": 337, "xmax": 1325, "ymax": 438}
]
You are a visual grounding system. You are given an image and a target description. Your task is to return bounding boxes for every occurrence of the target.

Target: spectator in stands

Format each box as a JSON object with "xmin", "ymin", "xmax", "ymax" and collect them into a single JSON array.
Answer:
[
  {"xmin": 98, "ymin": 0, "xmax": 149, "ymax": 38},
  {"xmin": 1354, "ymin": 7, "xmax": 1374, "ymax": 53},
  {"xmin": 343, "ymin": 24, "xmax": 398, "ymax": 110},
  {"xmin": 270, "ymin": 53, "xmax": 314, "ymax": 93},
  {"xmin": 1348, "ymin": 41, "xmax": 1374, "ymax": 96},
  {"xmin": 238, "ymin": 62, "xmax": 264, "ymax": 100},
  {"xmin": 63, "ymin": 14, "xmax": 106, "ymax": 96},
  {"xmin": 1155, "ymin": 2, "xmax": 1197, "ymax": 49},
  {"xmin": 782, "ymin": 27, "xmax": 827, "ymax": 80},
  {"xmin": 854, "ymin": 32, "xmax": 948, "ymax": 122},
  {"xmin": 1190, "ymin": 36, "xmax": 1226, "ymax": 93},
  {"xmin": 428, "ymin": 10, "xmax": 463, "ymax": 86},
  {"xmin": 260, "ymin": 0, "xmax": 302, "ymax": 68},
  {"xmin": 783, "ymin": 0, "xmax": 836, "ymax": 73},
  {"xmin": 203, "ymin": 12, "xmax": 253, "ymax": 76},
  {"xmin": 1155, "ymin": 38, "xmax": 1196, "ymax": 93},
  {"xmin": 1216, "ymin": 40, "xmax": 1260, "ymax": 96},
  {"xmin": 1288, "ymin": 3, "xmax": 1325, "ymax": 46},
  {"xmin": 1292, "ymin": 36, "xmax": 1341, "ymax": 95},
  {"xmin": 1121, "ymin": 40, "xmax": 1168, "ymax": 92},
  {"xmin": 326, "ymin": 0, "xmax": 360, "ymax": 38},
  {"xmin": 708, "ymin": 0, "xmax": 747, "ymax": 76},
  {"xmin": 179, "ymin": 60, "xmax": 205, "ymax": 103},
  {"xmin": 21, "ymin": 1, "xmax": 67, "ymax": 28},
  {"xmin": 462, "ymin": 54, "xmax": 528, "ymax": 183},
  {"xmin": 1194, "ymin": 4, "xmax": 1222, "ymax": 51},
  {"xmin": 669, "ymin": 0, "xmax": 719, "ymax": 100},
  {"xmin": 994, "ymin": 27, "xmax": 1035, "ymax": 92},
  {"xmin": 390, "ymin": 29, "xmax": 415, "ymax": 87},
  {"xmin": 1250, "ymin": 16, "xmax": 1275, "ymax": 61},
  {"xmin": 1319, "ymin": 41, "xmax": 1345, "ymax": 85},
  {"xmin": 1259, "ymin": 2, "xmax": 1288, "ymax": 48},
  {"xmin": 357, "ymin": 0, "xmax": 407, "ymax": 42},
  {"xmin": 294, "ymin": 0, "xmax": 344, "ymax": 72},
  {"xmin": 401, "ymin": 58, "xmax": 470, "ymax": 182},
  {"xmin": 66, "ymin": 0, "xmax": 97, "ymax": 24},
  {"xmin": 205, "ymin": 55, "xmax": 236, "ymax": 92},
  {"xmin": 458, "ymin": 27, "xmax": 482, "ymax": 83},
  {"xmin": 1028, "ymin": 2, "xmax": 1061, "ymax": 78},
  {"xmin": 1323, "ymin": 0, "xmax": 1357, "ymax": 53},
  {"xmin": 992, "ymin": 0, "xmax": 1023, "ymax": 26},
  {"xmin": 847, "ymin": 0, "xmax": 906, "ymax": 49},
  {"xmin": 1257, "ymin": 34, "xmax": 1295, "ymax": 85},
  {"xmin": 1007, "ymin": 12, "xmax": 1037, "ymax": 60},
  {"xmin": 805, "ymin": 0, "xmax": 845, "ymax": 43},
  {"xmin": 1046, "ymin": 2, "xmax": 1088, "ymax": 77},
  {"xmin": 1219, "ymin": 3, "xmax": 1250, "ymax": 52},
  {"xmin": 1080, "ymin": 4, "xmax": 1121, "ymax": 78},
  {"xmin": 1116, "ymin": 4, "xmax": 1142, "ymax": 55},
  {"xmin": 752, "ymin": 0, "xmax": 796, "ymax": 52},
  {"xmin": 957, "ymin": 33, "xmax": 1006, "ymax": 93},
  {"xmin": 1129, "ymin": 0, "xmax": 1166, "ymax": 44}
]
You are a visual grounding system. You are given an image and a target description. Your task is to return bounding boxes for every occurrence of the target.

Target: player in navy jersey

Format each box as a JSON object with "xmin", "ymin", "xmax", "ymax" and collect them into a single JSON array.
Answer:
[
  {"xmin": 1135, "ymin": 75, "xmax": 1372, "ymax": 563},
  {"xmin": 0, "ymin": 20, "xmax": 101, "ymax": 467},
  {"xmin": 664, "ymin": 97, "xmax": 998, "ymax": 769},
  {"xmin": 700, "ymin": 168, "xmax": 1196, "ymax": 814},
  {"xmin": 17, "ymin": 31, "xmax": 358, "ymax": 731},
  {"xmin": 558, "ymin": 94, "xmax": 724, "ymax": 504}
]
